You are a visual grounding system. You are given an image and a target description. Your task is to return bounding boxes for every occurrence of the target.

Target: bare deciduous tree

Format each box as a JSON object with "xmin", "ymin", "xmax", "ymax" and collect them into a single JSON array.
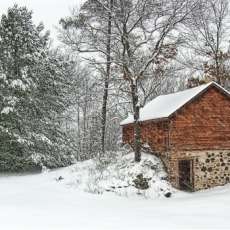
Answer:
[
  {"xmin": 60, "ymin": 0, "xmax": 115, "ymax": 156},
  {"xmin": 181, "ymin": 0, "xmax": 230, "ymax": 88},
  {"xmin": 111, "ymin": 0, "xmax": 199, "ymax": 161}
]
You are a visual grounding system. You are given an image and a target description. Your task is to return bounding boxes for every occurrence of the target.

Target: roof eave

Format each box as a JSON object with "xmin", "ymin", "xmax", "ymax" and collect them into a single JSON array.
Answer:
[
  {"xmin": 120, "ymin": 81, "xmax": 230, "ymax": 127},
  {"xmin": 120, "ymin": 116, "xmax": 170, "ymax": 126}
]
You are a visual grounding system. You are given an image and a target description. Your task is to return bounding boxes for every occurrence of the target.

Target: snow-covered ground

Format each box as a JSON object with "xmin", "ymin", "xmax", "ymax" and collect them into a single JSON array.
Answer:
[
  {"xmin": 1, "ymin": 155, "xmax": 230, "ymax": 230},
  {"xmin": 57, "ymin": 152, "xmax": 173, "ymax": 198}
]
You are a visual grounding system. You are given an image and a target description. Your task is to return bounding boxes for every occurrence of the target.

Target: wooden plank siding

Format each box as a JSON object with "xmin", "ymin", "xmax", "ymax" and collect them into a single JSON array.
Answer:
[
  {"xmin": 169, "ymin": 86, "xmax": 230, "ymax": 151},
  {"xmin": 122, "ymin": 85, "xmax": 230, "ymax": 152}
]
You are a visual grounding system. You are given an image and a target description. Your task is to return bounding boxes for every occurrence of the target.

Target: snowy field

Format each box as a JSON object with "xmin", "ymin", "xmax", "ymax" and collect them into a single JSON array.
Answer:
[{"xmin": 1, "ymin": 159, "xmax": 230, "ymax": 230}]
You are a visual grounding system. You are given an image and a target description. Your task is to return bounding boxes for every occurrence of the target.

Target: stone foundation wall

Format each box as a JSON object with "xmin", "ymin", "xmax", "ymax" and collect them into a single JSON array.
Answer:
[
  {"xmin": 193, "ymin": 150, "xmax": 230, "ymax": 190},
  {"xmin": 167, "ymin": 150, "xmax": 230, "ymax": 191}
]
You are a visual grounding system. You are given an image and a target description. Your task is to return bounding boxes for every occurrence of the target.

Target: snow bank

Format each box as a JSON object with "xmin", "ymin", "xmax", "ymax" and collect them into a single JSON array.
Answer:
[{"xmin": 54, "ymin": 152, "xmax": 174, "ymax": 199}]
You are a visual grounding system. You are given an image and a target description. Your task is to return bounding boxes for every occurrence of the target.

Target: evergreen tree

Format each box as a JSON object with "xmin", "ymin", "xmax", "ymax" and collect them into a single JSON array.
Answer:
[{"xmin": 0, "ymin": 5, "xmax": 75, "ymax": 172}]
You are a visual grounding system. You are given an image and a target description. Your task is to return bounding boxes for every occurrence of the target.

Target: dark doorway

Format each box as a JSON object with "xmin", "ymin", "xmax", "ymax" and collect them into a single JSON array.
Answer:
[{"xmin": 178, "ymin": 160, "xmax": 193, "ymax": 191}]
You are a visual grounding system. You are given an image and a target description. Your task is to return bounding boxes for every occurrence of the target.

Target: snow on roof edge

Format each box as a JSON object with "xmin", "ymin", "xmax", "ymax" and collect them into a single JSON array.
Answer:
[
  {"xmin": 211, "ymin": 81, "xmax": 230, "ymax": 96},
  {"xmin": 120, "ymin": 81, "xmax": 229, "ymax": 126}
]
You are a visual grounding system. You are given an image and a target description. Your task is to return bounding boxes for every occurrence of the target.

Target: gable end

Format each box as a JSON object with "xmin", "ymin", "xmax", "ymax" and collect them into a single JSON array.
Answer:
[{"xmin": 168, "ymin": 83, "xmax": 230, "ymax": 120}]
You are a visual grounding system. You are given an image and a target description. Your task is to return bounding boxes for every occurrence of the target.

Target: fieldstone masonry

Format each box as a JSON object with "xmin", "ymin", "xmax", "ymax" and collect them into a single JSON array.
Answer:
[{"xmin": 168, "ymin": 150, "xmax": 230, "ymax": 190}]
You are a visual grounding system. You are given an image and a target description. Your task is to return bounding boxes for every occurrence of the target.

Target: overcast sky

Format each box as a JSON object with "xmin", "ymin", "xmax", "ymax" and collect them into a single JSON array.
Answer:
[{"xmin": 0, "ymin": 0, "xmax": 85, "ymax": 44}]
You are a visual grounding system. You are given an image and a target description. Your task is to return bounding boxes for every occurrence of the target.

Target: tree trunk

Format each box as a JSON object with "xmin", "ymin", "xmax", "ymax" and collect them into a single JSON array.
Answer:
[
  {"xmin": 101, "ymin": 76, "xmax": 109, "ymax": 155},
  {"xmin": 131, "ymin": 81, "xmax": 141, "ymax": 162},
  {"xmin": 101, "ymin": 0, "xmax": 113, "ymax": 155},
  {"xmin": 77, "ymin": 99, "xmax": 81, "ymax": 160}
]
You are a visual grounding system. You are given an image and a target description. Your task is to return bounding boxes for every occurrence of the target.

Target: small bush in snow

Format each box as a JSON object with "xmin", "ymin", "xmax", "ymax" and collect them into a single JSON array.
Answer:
[{"xmin": 58, "ymin": 150, "xmax": 175, "ymax": 199}]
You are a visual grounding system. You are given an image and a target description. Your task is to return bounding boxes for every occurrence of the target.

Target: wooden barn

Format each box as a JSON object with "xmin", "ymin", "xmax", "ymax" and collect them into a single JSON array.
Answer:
[{"xmin": 121, "ymin": 82, "xmax": 230, "ymax": 191}]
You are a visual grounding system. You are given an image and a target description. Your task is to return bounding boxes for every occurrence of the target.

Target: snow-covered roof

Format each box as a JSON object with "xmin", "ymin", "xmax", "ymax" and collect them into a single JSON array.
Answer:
[{"xmin": 121, "ymin": 81, "xmax": 230, "ymax": 125}]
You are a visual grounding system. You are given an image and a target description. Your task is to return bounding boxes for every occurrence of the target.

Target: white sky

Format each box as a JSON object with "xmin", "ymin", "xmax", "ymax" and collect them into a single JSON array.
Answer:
[{"xmin": 0, "ymin": 0, "xmax": 85, "ymax": 44}]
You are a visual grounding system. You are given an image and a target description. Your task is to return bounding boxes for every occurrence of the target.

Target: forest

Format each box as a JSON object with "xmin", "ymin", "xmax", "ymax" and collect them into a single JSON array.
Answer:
[
  {"xmin": 0, "ymin": 0, "xmax": 230, "ymax": 171},
  {"xmin": 1, "ymin": 1, "xmax": 230, "ymax": 229}
]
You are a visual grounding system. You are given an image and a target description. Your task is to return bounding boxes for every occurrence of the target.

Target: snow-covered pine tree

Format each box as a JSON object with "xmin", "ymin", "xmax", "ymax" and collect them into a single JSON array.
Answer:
[{"xmin": 0, "ymin": 5, "xmax": 75, "ymax": 172}]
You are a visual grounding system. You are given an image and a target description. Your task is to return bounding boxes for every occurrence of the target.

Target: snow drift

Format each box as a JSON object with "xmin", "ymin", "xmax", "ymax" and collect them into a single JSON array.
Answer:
[{"xmin": 55, "ymin": 151, "xmax": 174, "ymax": 199}]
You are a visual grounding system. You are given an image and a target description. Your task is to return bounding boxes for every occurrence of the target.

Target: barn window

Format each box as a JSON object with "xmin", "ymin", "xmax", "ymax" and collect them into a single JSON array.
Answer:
[
  {"xmin": 162, "ymin": 121, "xmax": 169, "ymax": 131},
  {"xmin": 157, "ymin": 122, "xmax": 161, "ymax": 129},
  {"xmin": 164, "ymin": 136, "xmax": 169, "ymax": 150}
]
